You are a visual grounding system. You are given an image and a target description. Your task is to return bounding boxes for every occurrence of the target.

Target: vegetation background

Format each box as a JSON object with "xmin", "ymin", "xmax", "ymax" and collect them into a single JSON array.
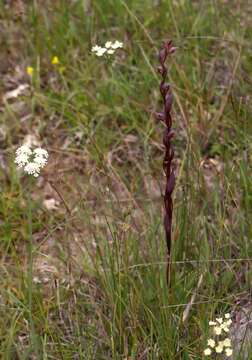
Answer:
[{"xmin": 0, "ymin": 0, "xmax": 251, "ymax": 358}]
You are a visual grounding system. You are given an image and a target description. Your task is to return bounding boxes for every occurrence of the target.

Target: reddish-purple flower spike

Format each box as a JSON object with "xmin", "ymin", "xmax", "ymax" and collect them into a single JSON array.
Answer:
[{"xmin": 155, "ymin": 40, "xmax": 176, "ymax": 287}]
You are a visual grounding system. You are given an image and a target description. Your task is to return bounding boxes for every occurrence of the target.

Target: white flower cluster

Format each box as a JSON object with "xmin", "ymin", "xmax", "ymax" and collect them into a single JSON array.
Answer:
[
  {"xmin": 204, "ymin": 313, "xmax": 233, "ymax": 357},
  {"xmin": 15, "ymin": 144, "xmax": 49, "ymax": 177},
  {"xmin": 91, "ymin": 40, "xmax": 123, "ymax": 57}
]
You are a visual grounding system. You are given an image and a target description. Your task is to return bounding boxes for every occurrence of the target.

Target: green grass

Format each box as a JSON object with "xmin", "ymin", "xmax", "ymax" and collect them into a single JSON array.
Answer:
[{"xmin": 0, "ymin": 0, "xmax": 252, "ymax": 358}]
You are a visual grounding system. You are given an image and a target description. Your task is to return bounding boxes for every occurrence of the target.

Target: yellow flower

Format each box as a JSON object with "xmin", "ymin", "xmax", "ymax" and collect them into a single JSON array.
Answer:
[
  {"xmin": 26, "ymin": 66, "xmax": 34, "ymax": 76},
  {"xmin": 51, "ymin": 56, "xmax": 60, "ymax": 65},
  {"xmin": 225, "ymin": 313, "xmax": 231, "ymax": 319},
  {"xmin": 204, "ymin": 348, "xmax": 211, "ymax": 356}
]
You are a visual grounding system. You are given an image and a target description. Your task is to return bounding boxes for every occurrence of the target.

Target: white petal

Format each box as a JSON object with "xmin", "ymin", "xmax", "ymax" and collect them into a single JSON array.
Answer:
[
  {"xmin": 16, "ymin": 145, "xmax": 32, "ymax": 156},
  {"xmin": 204, "ymin": 348, "xmax": 211, "ymax": 356},
  {"xmin": 92, "ymin": 45, "xmax": 101, "ymax": 52},
  {"xmin": 111, "ymin": 40, "xmax": 123, "ymax": 49},
  {"xmin": 209, "ymin": 321, "xmax": 216, "ymax": 326},
  {"xmin": 105, "ymin": 41, "xmax": 112, "ymax": 48},
  {"xmin": 96, "ymin": 48, "xmax": 107, "ymax": 56},
  {"xmin": 33, "ymin": 148, "xmax": 48, "ymax": 158},
  {"xmin": 225, "ymin": 348, "xmax": 233, "ymax": 357}
]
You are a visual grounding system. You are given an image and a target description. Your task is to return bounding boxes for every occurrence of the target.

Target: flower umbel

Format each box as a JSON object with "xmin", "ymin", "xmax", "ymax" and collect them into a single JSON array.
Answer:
[
  {"xmin": 96, "ymin": 47, "xmax": 107, "ymax": 57},
  {"xmin": 111, "ymin": 40, "xmax": 123, "ymax": 49},
  {"xmin": 15, "ymin": 144, "xmax": 48, "ymax": 177},
  {"xmin": 24, "ymin": 162, "xmax": 41, "ymax": 177},
  {"xmin": 204, "ymin": 313, "xmax": 233, "ymax": 357},
  {"xmin": 15, "ymin": 145, "xmax": 32, "ymax": 167},
  {"xmin": 91, "ymin": 40, "xmax": 123, "ymax": 57}
]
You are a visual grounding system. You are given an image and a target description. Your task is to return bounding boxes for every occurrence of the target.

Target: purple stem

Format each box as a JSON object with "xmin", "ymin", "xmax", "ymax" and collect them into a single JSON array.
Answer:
[{"xmin": 155, "ymin": 40, "xmax": 176, "ymax": 286}]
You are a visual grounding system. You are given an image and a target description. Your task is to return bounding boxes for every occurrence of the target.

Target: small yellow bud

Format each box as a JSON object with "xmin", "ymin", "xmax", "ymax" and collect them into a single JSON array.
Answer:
[
  {"xmin": 51, "ymin": 56, "xmax": 60, "ymax": 65},
  {"xmin": 26, "ymin": 66, "xmax": 34, "ymax": 76}
]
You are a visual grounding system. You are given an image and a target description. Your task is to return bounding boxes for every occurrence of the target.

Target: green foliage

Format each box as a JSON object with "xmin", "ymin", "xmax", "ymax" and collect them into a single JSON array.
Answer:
[{"xmin": 0, "ymin": 0, "xmax": 252, "ymax": 358}]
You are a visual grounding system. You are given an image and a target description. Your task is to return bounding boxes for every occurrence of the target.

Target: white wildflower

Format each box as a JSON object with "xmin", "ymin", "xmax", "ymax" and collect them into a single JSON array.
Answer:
[
  {"xmin": 214, "ymin": 326, "xmax": 222, "ymax": 335},
  {"xmin": 105, "ymin": 41, "xmax": 113, "ymax": 48},
  {"xmin": 209, "ymin": 321, "xmax": 216, "ymax": 326},
  {"xmin": 91, "ymin": 45, "xmax": 101, "ymax": 52},
  {"xmin": 226, "ymin": 319, "xmax": 232, "ymax": 326},
  {"xmin": 15, "ymin": 145, "xmax": 32, "ymax": 167},
  {"xmin": 107, "ymin": 49, "xmax": 115, "ymax": 55},
  {"xmin": 220, "ymin": 321, "xmax": 231, "ymax": 333},
  {"xmin": 91, "ymin": 45, "xmax": 107, "ymax": 57},
  {"xmin": 92, "ymin": 40, "xmax": 123, "ymax": 57},
  {"xmin": 206, "ymin": 313, "xmax": 233, "ymax": 358},
  {"xmin": 33, "ymin": 148, "xmax": 49, "ymax": 158},
  {"xmin": 34, "ymin": 156, "xmax": 47, "ymax": 167},
  {"xmin": 223, "ymin": 338, "xmax": 231, "ymax": 347},
  {"xmin": 223, "ymin": 326, "xmax": 230, "ymax": 333},
  {"xmin": 204, "ymin": 348, "xmax": 211, "ymax": 356},
  {"xmin": 33, "ymin": 148, "xmax": 49, "ymax": 167},
  {"xmin": 225, "ymin": 348, "xmax": 233, "ymax": 357},
  {"xmin": 215, "ymin": 343, "xmax": 223, "ymax": 353},
  {"xmin": 24, "ymin": 162, "xmax": 41, "ymax": 177},
  {"xmin": 111, "ymin": 40, "xmax": 123, "ymax": 49},
  {"xmin": 15, "ymin": 153, "xmax": 30, "ymax": 167},
  {"xmin": 15, "ymin": 144, "xmax": 48, "ymax": 177},
  {"xmin": 16, "ymin": 144, "xmax": 32, "ymax": 156},
  {"xmin": 96, "ymin": 47, "xmax": 107, "ymax": 57},
  {"xmin": 207, "ymin": 339, "xmax": 215, "ymax": 348}
]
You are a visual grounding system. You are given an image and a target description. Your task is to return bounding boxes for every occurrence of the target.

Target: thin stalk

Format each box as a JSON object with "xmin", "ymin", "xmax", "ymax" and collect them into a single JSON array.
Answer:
[{"xmin": 27, "ymin": 181, "xmax": 39, "ymax": 355}]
